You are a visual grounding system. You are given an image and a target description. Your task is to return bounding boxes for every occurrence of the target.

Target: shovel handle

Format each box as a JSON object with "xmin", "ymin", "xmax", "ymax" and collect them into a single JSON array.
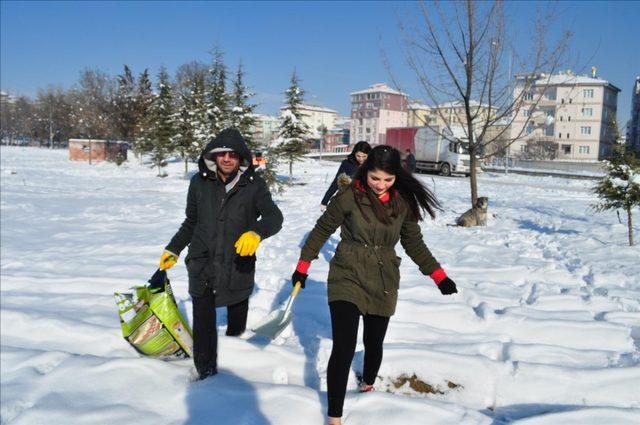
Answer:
[{"xmin": 292, "ymin": 281, "xmax": 302, "ymax": 298}]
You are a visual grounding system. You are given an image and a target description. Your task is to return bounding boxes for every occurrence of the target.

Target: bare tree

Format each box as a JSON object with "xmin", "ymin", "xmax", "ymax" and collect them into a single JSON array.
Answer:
[
  {"xmin": 69, "ymin": 68, "xmax": 117, "ymax": 139},
  {"xmin": 389, "ymin": 0, "xmax": 571, "ymax": 216},
  {"xmin": 520, "ymin": 138, "xmax": 558, "ymax": 160},
  {"xmin": 34, "ymin": 85, "xmax": 73, "ymax": 147},
  {"xmin": 175, "ymin": 60, "xmax": 209, "ymax": 97}
]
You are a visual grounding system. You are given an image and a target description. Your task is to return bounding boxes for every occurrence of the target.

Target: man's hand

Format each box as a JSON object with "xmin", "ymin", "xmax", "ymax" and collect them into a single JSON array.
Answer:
[
  {"xmin": 234, "ymin": 231, "xmax": 261, "ymax": 256},
  {"xmin": 159, "ymin": 251, "xmax": 178, "ymax": 271}
]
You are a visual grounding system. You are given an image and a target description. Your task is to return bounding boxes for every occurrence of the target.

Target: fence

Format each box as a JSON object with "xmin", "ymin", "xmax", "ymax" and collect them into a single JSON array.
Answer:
[{"xmin": 482, "ymin": 157, "xmax": 605, "ymax": 178}]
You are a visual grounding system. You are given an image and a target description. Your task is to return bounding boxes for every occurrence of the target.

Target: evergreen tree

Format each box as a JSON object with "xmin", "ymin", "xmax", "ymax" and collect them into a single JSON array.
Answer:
[
  {"xmin": 146, "ymin": 67, "xmax": 176, "ymax": 176},
  {"xmin": 133, "ymin": 69, "xmax": 154, "ymax": 158},
  {"xmin": 205, "ymin": 49, "xmax": 229, "ymax": 139},
  {"xmin": 174, "ymin": 73, "xmax": 208, "ymax": 176},
  {"xmin": 114, "ymin": 65, "xmax": 137, "ymax": 142},
  {"xmin": 229, "ymin": 62, "xmax": 258, "ymax": 152},
  {"xmin": 275, "ymin": 70, "xmax": 310, "ymax": 181},
  {"xmin": 592, "ymin": 151, "xmax": 640, "ymax": 246}
]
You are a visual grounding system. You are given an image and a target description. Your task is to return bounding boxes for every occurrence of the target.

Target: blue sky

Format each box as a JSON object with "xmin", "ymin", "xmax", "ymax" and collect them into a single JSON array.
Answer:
[{"xmin": 1, "ymin": 1, "xmax": 639, "ymax": 126}]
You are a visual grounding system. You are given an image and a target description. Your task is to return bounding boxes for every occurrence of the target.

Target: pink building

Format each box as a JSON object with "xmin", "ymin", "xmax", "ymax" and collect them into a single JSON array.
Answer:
[
  {"xmin": 350, "ymin": 83, "xmax": 408, "ymax": 145},
  {"xmin": 68, "ymin": 139, "xmax": 128, "ymax": 162}
]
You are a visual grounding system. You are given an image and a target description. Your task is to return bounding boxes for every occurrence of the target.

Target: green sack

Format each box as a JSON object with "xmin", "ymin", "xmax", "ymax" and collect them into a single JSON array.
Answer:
[{"xmin": 114, "ymin": 270, "xmax": 193, "ymax": 359}]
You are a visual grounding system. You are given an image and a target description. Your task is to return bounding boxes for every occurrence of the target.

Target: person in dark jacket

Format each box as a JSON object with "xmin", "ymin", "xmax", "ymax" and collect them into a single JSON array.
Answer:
[
  {"xmin": 320, "ymin": 141, "xmax": 371, "ymax": 210},
  {"xmin": 404, "ymin": 148, "xmax": 416, "ymax": 173},
  {"xmin": 291, "ymin": 145, "xmax": 457, "ymax": 425},
  {"xmin": 159, "ymin": 128, "xmax": 283, "ymax": 380}
]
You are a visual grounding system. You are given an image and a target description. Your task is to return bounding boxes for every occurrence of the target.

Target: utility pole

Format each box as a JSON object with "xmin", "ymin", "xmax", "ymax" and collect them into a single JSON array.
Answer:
[
  {"xmin": 505, "ymin": 49, "xmax": 513, "ymax": 175},
  {"xmin": 48, "ymin": 104, "xmax": 53, "ymax": 149}
]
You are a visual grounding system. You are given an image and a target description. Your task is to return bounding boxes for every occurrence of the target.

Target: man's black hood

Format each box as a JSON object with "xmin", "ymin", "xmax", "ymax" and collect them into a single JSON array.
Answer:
[{"xmin": 198, "ymin": 128, "xmax": 254, "ymax": 179}]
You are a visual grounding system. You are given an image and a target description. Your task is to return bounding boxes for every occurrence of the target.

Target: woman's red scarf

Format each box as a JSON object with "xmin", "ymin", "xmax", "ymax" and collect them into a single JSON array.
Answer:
[{"xmin": 354, "ymin": 179, "xmax": 392, "ymax": 203}]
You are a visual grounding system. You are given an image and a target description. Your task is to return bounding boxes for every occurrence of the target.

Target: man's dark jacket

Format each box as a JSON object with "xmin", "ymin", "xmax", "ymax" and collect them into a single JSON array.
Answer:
[
  {"xmin": 166, "ymin": 129, "xmax": 283, "ymax": 306},
  {"xmin": 405, "ymin": 153, "xmax": 417, "ymax": 172}
]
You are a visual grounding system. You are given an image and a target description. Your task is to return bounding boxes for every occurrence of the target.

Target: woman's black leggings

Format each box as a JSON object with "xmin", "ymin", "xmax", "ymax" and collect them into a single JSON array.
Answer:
[{"xmin": 327, "ymin": 300, "xmax": 390, "ymax": 418}]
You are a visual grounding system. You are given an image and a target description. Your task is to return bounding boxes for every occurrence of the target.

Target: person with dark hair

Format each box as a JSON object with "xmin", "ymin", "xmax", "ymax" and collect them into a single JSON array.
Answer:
[
  {"xmin": 404, "ymin": 148, "xmax": 416, "ymax": 173},
  {"xmin": 291, "ymin": 145, "xmax": 457, "ymax": 425},
  {"xmin": 320, "ymin": 141, "xmax": 372, "ymax": 210},
  {"xmin": 159, "ymin": 128, "xmax": 283, "ymax": 380}
]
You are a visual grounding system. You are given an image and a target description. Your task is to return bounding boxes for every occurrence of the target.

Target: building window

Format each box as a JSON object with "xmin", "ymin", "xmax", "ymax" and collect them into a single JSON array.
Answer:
[
  {"xmin": 582, "ymin": 107, "xmax": 593, "ymax": 116},
  {"xmin": 583, "ymin": 89, "xmax": 594, "ymax": 98},
  {"xmin": 562, "ymin": 144, "xmax": 572, "ymax": 155},
  {"xmin": 568, "ymin": 116, "xmax": 571, "ymax": 122},
  {"xmin": 524, "ymin": 92, "xmax": 534, "ymax": 101},
  {"xmin": 580, "ymin": 126, "xmax": 592, "ymax": 135},
  {"xmin": 366, "ymin": 127, "xmax": 371, "ymax": 134},
  {"xmin": 558, "ymin": 133, "xmax": 562, "ymax": 139},
  {"xmin": 523, "ymin": 109, "xmax": 530, "ymax": 117},
  {"xmin": 525, "ymin": 124, "xmax": 533, "ymax": 135},
  {"xmin": 545, "ymin": 88, "xmax": 557, "ymax": 100},
  {"xmin": 579, "ymin": 145, "xmax": 590, "ymax": 154},
  {"xmin": 567, "ymin": 133, "xmax": 570, "ymax": 139},
  {"xmin": 560, "ymin": 116, "xmax": 563, "ymax": 121}
]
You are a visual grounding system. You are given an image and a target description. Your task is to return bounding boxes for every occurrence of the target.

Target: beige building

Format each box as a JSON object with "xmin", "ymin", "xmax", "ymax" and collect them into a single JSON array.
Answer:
[
  {"xmin": 431, "ymin": 100, "xmax": 498, "ymax": 130},
  {"xmin": 408, "ymin": 100, "xmax": 497, "ymax": 133},
  {"xmin": 510, "ymin": 70, "xmax": 620, "ymax": 160},
  {"xmin": 251, "ymin": 114, "xmax": 280, "ymax": 146},
  {"xmin": 407, "ymin": 102, "xmax": 437, "ymax": 127},
  {"xmin": 279, "ymin": 104, "xmax": 337, "ymax": 138},
  {"xmin": 350, "ymin": 83, "xmax": 408, "ymax": 145}
]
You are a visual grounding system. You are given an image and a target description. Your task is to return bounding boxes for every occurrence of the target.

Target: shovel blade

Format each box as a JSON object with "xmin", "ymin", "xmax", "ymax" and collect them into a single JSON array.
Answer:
[
  {"xmin": 251, "ymin": 282, "xmax": 302, "ymax": 340},
  {"xmin": 252, "ymin": 309, "xmax": 292, "ymax": 339}
]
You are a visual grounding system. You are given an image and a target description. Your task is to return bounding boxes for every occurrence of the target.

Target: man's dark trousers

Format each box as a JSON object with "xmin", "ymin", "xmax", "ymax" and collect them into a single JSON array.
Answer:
[{"xmin": 192, "ymin": 287, "xmax": 249, "ymax": 377}]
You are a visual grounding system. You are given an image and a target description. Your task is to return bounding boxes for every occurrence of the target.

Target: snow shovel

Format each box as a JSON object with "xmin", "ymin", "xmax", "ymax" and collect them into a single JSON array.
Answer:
[{"xmin": 252, "ymin": 282, "xmax": 302, "ymax": 339}]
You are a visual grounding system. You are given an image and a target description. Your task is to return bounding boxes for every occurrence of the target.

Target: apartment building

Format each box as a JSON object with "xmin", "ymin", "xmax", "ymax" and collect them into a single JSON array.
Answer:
[
  {"xmin": 628, "ymin": 76, "xmax": 640, "ymax": 154},
  {"xmin": 279, "ymin": 104, "xmax": 337, "ymax": 138},
  {"xmin": 407, "ymin": 100, "xmax": 497, "ymax": 131},
  {"xmin": 251, "ymin": 114, "xmax": 281, "ymax": 146},
  {"xmin": 407, "ymin": 102, "xmax": 436, "ymax": 127},
  {"xmin": 510, "ymin": 70, "xmax": 621, "ymax": 160},
  {"xmin": 432, "ymin": 100, "xmax": 498, "ymax": 130},
  {"xmin": 350, "ymin": 83, "xmax": 408, "ymax": 145}
]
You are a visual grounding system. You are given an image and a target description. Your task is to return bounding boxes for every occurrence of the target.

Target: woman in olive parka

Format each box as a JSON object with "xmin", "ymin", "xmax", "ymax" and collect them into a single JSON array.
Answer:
[{"xmin": 291, "ymin": 145, "xmax": 458, "ymax": 425}]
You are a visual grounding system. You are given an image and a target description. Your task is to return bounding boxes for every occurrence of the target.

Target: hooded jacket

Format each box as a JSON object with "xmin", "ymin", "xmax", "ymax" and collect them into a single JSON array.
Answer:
[
  {"xmin": 301, "ymin": 185, "xmax": 441, "ymax": 316},
  {"xmin": 166, "ymin": 129, "xmax": 283, "ymax": 305},
  {"xmin": 320, "ymin": 153, "xmax": 360, "ymax": 206}
]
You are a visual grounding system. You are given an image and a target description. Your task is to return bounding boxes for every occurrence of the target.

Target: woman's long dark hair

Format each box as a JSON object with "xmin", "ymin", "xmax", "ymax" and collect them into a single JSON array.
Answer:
[
  {"xmin": 352, "ymin": 145, "xmax": 442, "ymax": 224},
  {"xmin": 351, "ymin": 141, "xmax": 372, "ymax": 155}
]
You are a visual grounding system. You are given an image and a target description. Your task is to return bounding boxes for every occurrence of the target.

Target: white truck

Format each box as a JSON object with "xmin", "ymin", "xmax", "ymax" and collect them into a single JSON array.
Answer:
[{"xmin": 386, "ymin": 126, "xmax": 470, "ymax": 176}]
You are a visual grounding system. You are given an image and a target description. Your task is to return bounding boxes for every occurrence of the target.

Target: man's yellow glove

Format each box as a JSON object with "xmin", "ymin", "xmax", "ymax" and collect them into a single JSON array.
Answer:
[
  {"xmin": 159, "ymin": 250, "xmax": 178, "ymax": 270},
  {"xmin": 234, "ymin": 231, "xmax": 261, "ymax": 256}
]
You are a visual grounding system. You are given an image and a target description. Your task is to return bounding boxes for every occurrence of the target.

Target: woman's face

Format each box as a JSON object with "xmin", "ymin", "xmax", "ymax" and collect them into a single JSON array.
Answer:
[
  {"xmin": 355, "ymin": 151, "xmax": 368, "ymax": 165},
  {"xmin": 366, "ymin": 168, "xmax": 396, "ymax": 196}
]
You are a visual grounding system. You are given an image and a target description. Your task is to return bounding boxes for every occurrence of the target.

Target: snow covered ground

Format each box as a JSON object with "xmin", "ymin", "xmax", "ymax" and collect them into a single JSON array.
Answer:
[{"xmin": 1, "ymin": 146, "xmax": 639, "ymax": 424}]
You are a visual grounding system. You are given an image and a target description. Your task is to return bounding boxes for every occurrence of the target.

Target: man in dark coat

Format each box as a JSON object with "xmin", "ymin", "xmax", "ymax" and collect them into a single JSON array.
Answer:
[
  {"xmin": 159, "ymin": 128, "xmax": 283, "ymax": 379},
  {"xmin": 404, "ymin": 149, "xmax": 416, "ymax": 173}
]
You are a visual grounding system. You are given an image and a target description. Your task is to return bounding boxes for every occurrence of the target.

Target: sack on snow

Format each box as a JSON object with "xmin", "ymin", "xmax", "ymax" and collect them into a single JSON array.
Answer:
[{"xmin": 114, "ymin": 269, "xmax": 193, "ymax": 359}]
